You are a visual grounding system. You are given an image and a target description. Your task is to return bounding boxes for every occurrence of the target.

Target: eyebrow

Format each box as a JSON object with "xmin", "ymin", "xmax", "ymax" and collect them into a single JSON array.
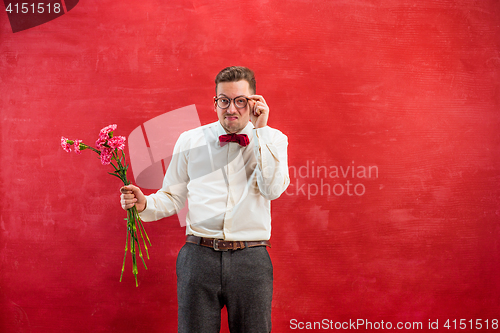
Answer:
[{"xmin": 217, "ymin": 94, "xmax": 248, "ymax": 98}]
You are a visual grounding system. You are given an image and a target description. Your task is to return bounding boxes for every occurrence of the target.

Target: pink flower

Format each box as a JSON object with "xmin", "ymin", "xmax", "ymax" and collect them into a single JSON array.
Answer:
[
  {"xmin": 100, "ymin": 148, "xmax": 113, "ymax": 165},
  {"xmin": 95, "ymin": 137, "xmax": 107, "ymax": 150},
  {"xmin": 61, "ymin": 137, "xmax": 72, "ymax": 152},
  {"xmin": 108, "ymin": 136, "xmax": 126, "ymax": 151},
  {"xmin": 99, "ymin": 124, "xmax": 117, "ymax": 140},
  {"xmin": 73, "ymin": 140, "xmax": 82, "ymax": 154},
  {"xmin": 96, "ymin": 124, "xmax": 119, "ymax": 150}
]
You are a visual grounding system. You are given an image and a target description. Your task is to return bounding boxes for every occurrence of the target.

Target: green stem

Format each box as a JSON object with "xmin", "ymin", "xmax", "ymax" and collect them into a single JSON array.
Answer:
[
  {"xmin": 130, "ymin": 221, "xmax": 138, "ymax": 287},
  {"xmin": 131, "ymin": 214, "xmax": 146, "ymax": 270},
  {"xmin": 135, "ymin": 208, "xmax": 152, "ymax": 247},
  {"xmin": 136, "ymin": 218, "xmax": 150, "ymax": 260},
  {"xmin": 80, "ymin": 143, "xmax": 101, "ymax": 154},
  {"xmin": 119, "ymin": 225, "xmax": 130, "ymax": 282}
]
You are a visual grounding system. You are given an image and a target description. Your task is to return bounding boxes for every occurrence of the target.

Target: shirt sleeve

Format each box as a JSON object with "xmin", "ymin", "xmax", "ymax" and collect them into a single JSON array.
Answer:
[
  {"xmin": 252, "ymin": 126, "xmax": 290, "ymax": 200},
  {"xmin": 139, "ymin": 132, "xmax": 189, "ymax": 222}
]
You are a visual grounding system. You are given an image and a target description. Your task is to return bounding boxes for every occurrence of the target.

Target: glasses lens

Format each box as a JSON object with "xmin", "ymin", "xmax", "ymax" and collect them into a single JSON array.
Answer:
[
  {"xmin": 217, "ymin": 98, "xmax": 230, "ymax": 109},
  {"xmin": 235, "ymin": 97, "xmax": 248, "ymax": 108}
]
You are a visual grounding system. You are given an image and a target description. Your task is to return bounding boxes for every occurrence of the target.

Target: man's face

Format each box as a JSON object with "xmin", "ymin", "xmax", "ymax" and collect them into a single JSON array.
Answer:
[{"xmin": 215, "ymin": 80, "xmax": 252, "ymax": 134}]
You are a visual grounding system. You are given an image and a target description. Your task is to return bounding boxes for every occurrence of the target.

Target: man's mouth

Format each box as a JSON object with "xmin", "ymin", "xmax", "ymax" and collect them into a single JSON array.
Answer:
[{"xmin": 225, "ymin": 116, "xmax": 238, "ymax": 121}]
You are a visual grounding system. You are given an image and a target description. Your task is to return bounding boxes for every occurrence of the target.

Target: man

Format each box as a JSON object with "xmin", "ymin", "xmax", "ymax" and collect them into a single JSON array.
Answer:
[{"xmin": 120, "ymin": 66, "xmax": 290, "ymax": 333}]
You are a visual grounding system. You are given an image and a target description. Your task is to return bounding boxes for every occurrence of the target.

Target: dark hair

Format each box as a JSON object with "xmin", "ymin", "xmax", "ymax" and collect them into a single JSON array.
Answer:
[{"xmin": 215, "ymin": 66, "xmax": 256, "ymax": 94}]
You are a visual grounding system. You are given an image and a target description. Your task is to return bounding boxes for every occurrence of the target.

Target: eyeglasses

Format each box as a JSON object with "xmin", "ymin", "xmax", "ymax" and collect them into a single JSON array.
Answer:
[{"xmin": 214, "ymin": 96, "xmax": 249, "ymax": 109}]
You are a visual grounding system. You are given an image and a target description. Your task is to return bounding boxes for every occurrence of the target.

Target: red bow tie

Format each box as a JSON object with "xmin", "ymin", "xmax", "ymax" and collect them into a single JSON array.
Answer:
[{"xmin": 219, "ymin": 133, "xmax": 250, "ymax": 147}]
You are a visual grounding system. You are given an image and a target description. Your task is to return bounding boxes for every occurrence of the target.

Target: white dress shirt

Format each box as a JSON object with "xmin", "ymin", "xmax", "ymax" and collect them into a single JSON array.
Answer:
[{"xmin": 139, "ymin": 121, "xmax": 290, "ymax": 241}]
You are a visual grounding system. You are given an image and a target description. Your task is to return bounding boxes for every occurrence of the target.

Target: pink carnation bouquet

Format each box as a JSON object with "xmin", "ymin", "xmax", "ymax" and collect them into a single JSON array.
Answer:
[{"xmin": 61, "ymin": 124, "xmax": 151, "ymax": 287}]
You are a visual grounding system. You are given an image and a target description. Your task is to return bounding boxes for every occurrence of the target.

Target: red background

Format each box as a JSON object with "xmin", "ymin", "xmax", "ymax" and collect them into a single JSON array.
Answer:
[{"xmin": 1, "ymin": 0, "xmax": 500, "ymax": 332}]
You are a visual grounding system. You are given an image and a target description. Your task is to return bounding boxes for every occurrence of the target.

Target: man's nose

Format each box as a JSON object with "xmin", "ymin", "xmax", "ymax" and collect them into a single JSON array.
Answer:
[{"xmin": 227, "ymin": 101, "xmax": 238, "ymax": 113}]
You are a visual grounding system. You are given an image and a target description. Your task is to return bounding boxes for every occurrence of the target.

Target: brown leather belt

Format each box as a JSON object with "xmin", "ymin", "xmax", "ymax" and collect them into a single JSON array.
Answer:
[{"xmin": 186, "ymin": 235, "xmax": 271, "ymax": 251}]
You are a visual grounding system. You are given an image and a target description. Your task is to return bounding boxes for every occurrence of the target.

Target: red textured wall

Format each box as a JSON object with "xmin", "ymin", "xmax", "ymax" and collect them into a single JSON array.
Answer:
[{"xmin": 1, "ymin": 1, "xmax": 500, "ymax": 332}]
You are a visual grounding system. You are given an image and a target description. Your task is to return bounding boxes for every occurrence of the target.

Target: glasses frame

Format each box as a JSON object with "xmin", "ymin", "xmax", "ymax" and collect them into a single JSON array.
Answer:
[{"xmin": 214, "ymin": 95, "xmax": 250, "ymax": 109}]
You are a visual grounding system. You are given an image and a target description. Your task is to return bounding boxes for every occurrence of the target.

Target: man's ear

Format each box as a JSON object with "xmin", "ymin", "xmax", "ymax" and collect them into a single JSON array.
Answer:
[{"xmin": 213, "ymin": 97, "xmax": 217, "ymax": 112}]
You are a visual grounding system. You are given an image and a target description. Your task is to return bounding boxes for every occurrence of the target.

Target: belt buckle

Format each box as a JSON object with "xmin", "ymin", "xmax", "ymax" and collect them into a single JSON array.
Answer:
[{"xmin": 213, "ymin": 239, "xmax": 228, "ymax": 251}]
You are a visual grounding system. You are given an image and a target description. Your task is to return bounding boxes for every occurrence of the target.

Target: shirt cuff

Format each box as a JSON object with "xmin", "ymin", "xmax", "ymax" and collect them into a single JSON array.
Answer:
[
  {"xmin": 253, "ymin": 126, "xmax": 272, "ymax": 144},
  {"xmin": 138, "ymin": 196, "xmax": 156, "ymax": 222}
]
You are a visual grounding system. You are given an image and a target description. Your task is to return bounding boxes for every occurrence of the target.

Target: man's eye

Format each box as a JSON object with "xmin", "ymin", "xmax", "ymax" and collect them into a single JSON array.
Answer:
[{"xmin": 219, "ymin": 98, "xmax": 229, "ymax": 104}]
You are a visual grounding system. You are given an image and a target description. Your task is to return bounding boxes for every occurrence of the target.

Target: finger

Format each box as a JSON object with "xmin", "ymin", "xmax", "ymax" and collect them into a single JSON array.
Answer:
[
  {"xmin": 121, "ymin": 196, "xmax": 135, "ymax": 203},
  {"xmin": 249, "ymin": 99, "xmax": 257, "ymax": 111},
  {"xmin": 254, "ymin": 101, "xmax": 267, "ymax": 109},
  {"xmin": 248, "ymin": 95, "xmax": 267, "ymax": 105},
  {"xmin": 121, "ymin": 198, "xmax": 137, "ymax": 207},
  {"xmin": 253, "ymin": 104, "xmax": 260, "ymax": 116},
  {"xmin": 122, "ymin": 202, "xmax": 135, "ymax": 210},
  {"xmin": 255, "ymin": 103, "xmax": 268, "ymax": 115},
  {"xmin": 251, "ymin": 101, "xmax": 257, "ymax": 115},
  {"xmin": 120, "ymin": 185, "xmax": 134, "ymax": 193},
  {"xmin": 247, "ymin": 94, "xmax": 263, "ymax": 101}
]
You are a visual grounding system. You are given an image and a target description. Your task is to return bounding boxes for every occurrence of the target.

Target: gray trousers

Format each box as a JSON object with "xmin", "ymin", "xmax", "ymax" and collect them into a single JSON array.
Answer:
[{"xmin": 176, "ymin": 242, "xmax": 273, "ymax": 333}]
